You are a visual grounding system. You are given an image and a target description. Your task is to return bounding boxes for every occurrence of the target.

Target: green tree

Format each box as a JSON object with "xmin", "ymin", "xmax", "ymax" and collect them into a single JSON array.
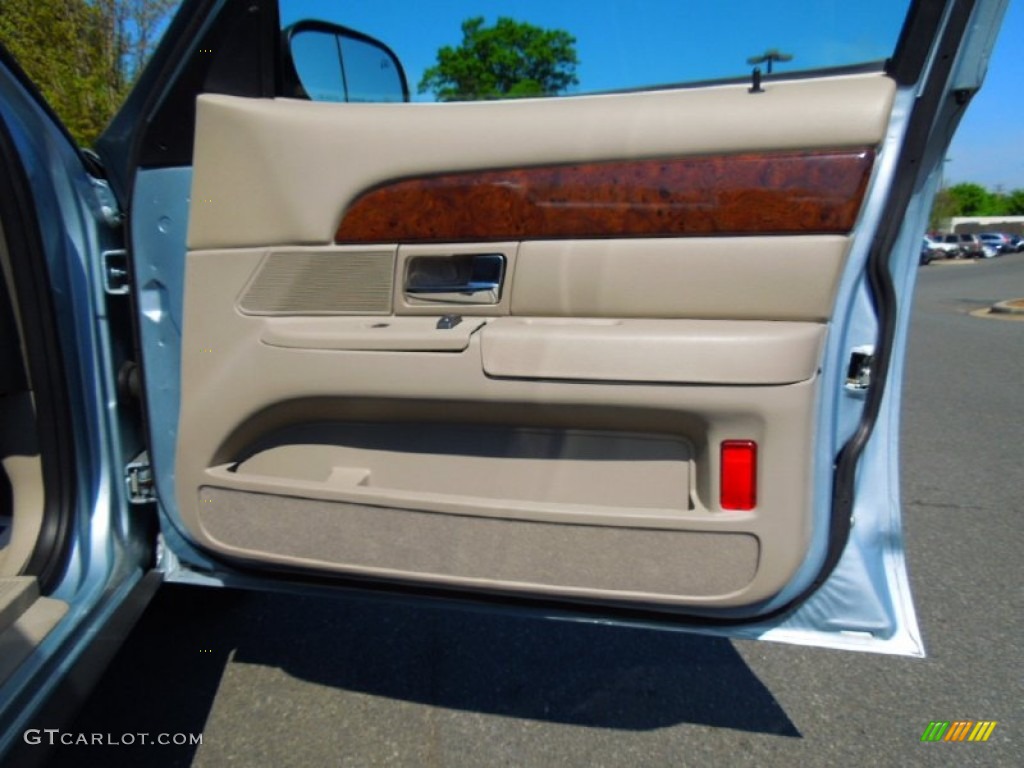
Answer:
[
  {"xmin": 0, "ymin": 0, "xmax": 177, "ymax": 146},
  {"xmin": 94, "ymin": 0, "xmax": 180, "ymax": 86},
  {"xmin": 928, "ymin": 182, "xmax": 1024, "ymax": 228},
  {"xmin": 1006, "ymin": 189, "xmax": 1024, "ymax": 216},
  {"xmin": 946, "ymin": 182, "xmax": 993, "ymax": 217},
  {"xmin": 928, "ymin": 187, "xmax": 959, "ymax": 230},
  {"xmin": 418, "ymin": 16, "xmax": 579, "ymax": 101},
  {"xmin": 1, "ymin": 0, "xmax": 118, "ymax": 144}
]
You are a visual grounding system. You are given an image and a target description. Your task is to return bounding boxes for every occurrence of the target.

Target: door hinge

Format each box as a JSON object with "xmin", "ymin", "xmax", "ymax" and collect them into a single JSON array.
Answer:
[
  {"xmin": 844, "ymin": 346, "xmax": 875, "ymax": 392},
  {"xmin": 125, "ymin": 451, "xmax": 156, "ymax": 504},
  {"xmin": 103, "ymin": 250, "xmax": 130, "ymax": 295}
]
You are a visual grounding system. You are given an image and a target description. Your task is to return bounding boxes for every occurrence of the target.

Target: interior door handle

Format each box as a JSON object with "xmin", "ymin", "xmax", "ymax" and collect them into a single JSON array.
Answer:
[
  {"xmin": 404, "ymin": 253, "xmax": 505, "ymax": 305},
  {"xmin": 405, "ymin": 281, "xmax": 500, "ymax": 304}
]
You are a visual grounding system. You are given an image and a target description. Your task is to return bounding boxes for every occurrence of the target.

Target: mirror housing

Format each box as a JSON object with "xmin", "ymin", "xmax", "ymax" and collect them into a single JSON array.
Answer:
[{"xmin": 283, "ymin": 21, "xmax": 409, "ymax": 103}]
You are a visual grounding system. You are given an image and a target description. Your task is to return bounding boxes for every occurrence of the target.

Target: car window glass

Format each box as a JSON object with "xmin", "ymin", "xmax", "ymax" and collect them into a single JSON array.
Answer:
[{"xmin": 280, "ymin": 0, "xmax": 913, "ymax": 102}]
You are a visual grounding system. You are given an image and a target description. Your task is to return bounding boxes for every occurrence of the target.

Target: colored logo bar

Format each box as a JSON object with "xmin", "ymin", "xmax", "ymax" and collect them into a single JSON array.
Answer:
[{"xmin": 921, "ymin": 721, "xmax": 998, "ymax": 742}]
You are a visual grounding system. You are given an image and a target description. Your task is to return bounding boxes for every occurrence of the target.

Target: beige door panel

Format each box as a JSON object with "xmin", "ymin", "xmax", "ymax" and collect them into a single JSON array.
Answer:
[
  {"xmin": 206, "ymin": 425, "xmax": 693, "ymax": 520},
  {"xmin": 512, "ymin": 236, "xmax": 848, "ymax": 321},
  {"xmin": 179, "ymin": 248, "xmax": 822, "ymax": 609},
  {"xmin": 198, "ymin": 489, "xmax": 760, "ymax": 605},
  {"xmin": 261, "ymin": 316, "xmax": 487, "ymax": 352},
  {"xmin": 480, "ymin": 318, "xmax": 825, "ymax": 385},
  {"xmin": 188, "ymin": 74, "xmax": 894, "ymax": 250},
  {"xmin": 230, "ymin": 236, "xmax": 851, "ymax": 323},
  {"xmin": 177, "ymin": 73, "xmax": 891, "ymax": 611},
  {"xmin": 238, "ymin": 246, "xmax": 397, "ymax": 315}
]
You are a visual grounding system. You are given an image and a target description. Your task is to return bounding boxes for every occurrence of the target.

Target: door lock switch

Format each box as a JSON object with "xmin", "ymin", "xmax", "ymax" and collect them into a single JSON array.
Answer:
[{"xmin": 436, "ymin": 314, "xmax": 463, "ymax": 330}]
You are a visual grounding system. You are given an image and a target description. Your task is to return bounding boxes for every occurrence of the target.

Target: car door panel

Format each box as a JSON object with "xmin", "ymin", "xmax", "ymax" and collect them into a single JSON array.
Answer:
[
  {"xmin": 507, "ymin": 237, "xmax": 848, "ymax": 321},
  {"xmin": 179, "ymin": 309, "xmax": 818, "ymax": 608},
  {"xmin": 331, "ymin": 151, "xmax": 873, "ymax": 243},
  {"xmin": 477, "ymin": 319, "xmax": 825, "ymax": 384},
  {"xmin": 0, "ymin": 1, "xmax": 1012, "ymax": 749},
  {"xmin": 199, "ymin": 486, "xmax": 760, "ymax": 602},
  {"xmin": 173, "ymin": 74, "xmax": 894, "ymax": 613},
  {"xmin": 187, "ymin": 75, "xmax": 895, "ymax": 250}
]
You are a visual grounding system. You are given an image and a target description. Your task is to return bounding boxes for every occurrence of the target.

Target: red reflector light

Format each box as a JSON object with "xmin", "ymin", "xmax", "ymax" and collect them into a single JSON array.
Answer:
[{"xmin": 721, "ymin": 440, "xmax": 757, "ymax": 511}]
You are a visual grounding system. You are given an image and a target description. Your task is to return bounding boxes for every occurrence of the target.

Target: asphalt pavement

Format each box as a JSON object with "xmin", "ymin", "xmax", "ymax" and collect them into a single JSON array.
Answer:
[{"xmin": 42, "ymin": 252, "xmax": 1024, "ymax": 768}]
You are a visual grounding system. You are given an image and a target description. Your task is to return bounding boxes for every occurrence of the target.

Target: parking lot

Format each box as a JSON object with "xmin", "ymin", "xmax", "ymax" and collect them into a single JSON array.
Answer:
[{"xmin": 43, "ymin": 252, "xmax": 1024, "ymax": 768}]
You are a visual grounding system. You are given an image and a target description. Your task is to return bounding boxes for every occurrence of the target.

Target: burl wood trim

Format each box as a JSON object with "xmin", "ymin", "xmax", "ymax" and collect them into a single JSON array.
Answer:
[{"xmin": 335, "ymin": 150, "xmax": 874, "ymax": 244}]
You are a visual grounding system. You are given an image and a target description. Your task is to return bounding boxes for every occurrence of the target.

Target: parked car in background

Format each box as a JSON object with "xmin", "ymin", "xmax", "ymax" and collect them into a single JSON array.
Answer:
[
  {"xmin": 978, "ymin": 233, "xmax": 1015, "ymax": 254},
  {"xmin": 940, "ymin": 233, "xmax": 997, "ymax": 258},
  {"xmin": 924, "ymin": 234, "xmax": 961, "ymax": 259},
  {"xmin": 1010, "ymin": 234, "xmax": 1024, "ymax": 252},
  {"xmin": 920, "ymin": 239, "xmax": 935, "ymax": 265}
]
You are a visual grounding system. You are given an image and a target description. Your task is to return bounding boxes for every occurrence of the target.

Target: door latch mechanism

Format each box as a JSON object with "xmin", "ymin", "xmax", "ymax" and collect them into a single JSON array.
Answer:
[
  {"xmin": 844, "ymin": 346, "xmax": 875, "ymax": 392},
  {"xmin": 125, "ymin": 451, "xmax": 156, "ymax": 504},
  {"xmin": 103, "ymin": 250, "xmax": 130, "ymax": 295}
]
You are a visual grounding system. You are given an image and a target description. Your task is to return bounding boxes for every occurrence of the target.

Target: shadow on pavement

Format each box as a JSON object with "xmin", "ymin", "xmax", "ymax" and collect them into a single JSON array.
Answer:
[
  {"xmin": 44, "ymin": 583, "xmax": 799, "ymax": 766},
  {"xmin": 42, "ymin": 585, "xmax": 241, "ymax": 768}
]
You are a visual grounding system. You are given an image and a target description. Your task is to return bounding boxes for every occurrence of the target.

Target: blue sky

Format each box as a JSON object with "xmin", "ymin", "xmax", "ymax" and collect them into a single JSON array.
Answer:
[{"xmin": 281, "ymin": 0, "xmax": 1021, "ymax": 190}]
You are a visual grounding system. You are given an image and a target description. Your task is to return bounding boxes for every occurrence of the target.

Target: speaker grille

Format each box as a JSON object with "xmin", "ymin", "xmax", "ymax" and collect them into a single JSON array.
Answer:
[{"xmin": 240, "ymin": 250, "xmax": 395, "ymax": 314}]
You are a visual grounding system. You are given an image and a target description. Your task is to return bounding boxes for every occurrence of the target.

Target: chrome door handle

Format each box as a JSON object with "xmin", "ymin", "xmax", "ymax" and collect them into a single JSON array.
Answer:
[
  {"xmin": 404, "ymin": 253, "xmax": 505, "ymax": 305},
  {"xmin": 405, "ymin": 281, "xmax": 500, "ymax": 304}
]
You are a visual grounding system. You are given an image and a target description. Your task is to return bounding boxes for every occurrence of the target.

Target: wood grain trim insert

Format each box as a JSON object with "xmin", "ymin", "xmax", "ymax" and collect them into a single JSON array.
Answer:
[{"xmin": 335, "ymin": 149, "xmax": 874, "ymax": 244}]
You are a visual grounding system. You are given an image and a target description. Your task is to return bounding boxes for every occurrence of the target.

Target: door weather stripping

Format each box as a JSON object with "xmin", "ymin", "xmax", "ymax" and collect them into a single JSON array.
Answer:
[
  {"xmin": 844, "ymin": 346, "xmax": 875, "ymax": 392},
  {"xmin": 125, "ymin": 451, "xmax": 156, "ymax": 504}
]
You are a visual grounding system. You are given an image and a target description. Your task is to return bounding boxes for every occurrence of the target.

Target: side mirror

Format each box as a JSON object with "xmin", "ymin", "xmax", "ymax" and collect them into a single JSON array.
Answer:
[{"xmin": 283, "ymin": 21, "xmax": 409, "ymax": 103}]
